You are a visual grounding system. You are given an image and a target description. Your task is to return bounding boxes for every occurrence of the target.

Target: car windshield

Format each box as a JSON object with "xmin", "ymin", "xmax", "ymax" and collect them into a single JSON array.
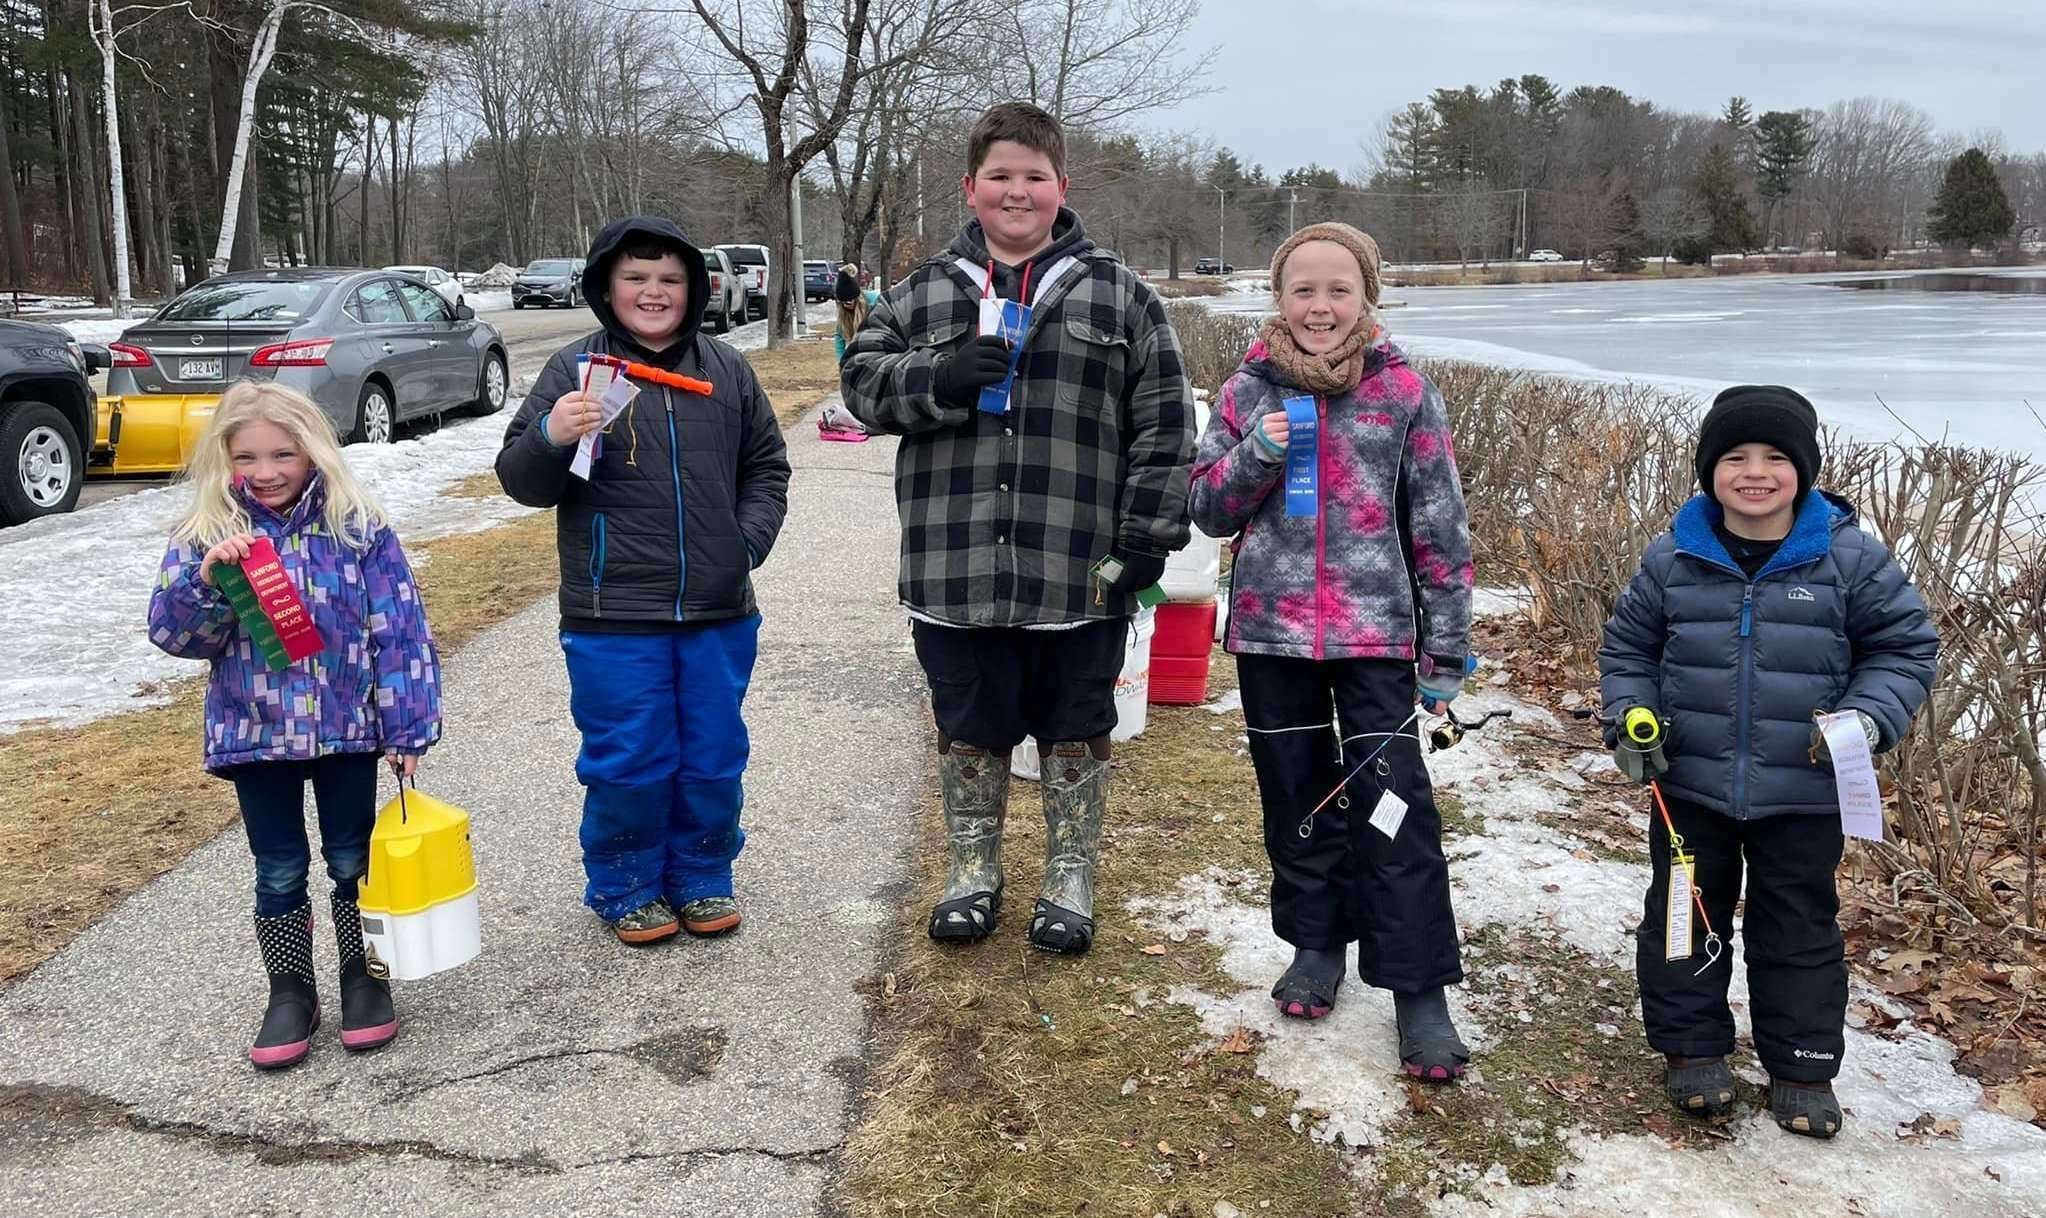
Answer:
[
  {"xmin": 724, "ymin": 249, "xmax": 766, "ymax": 267},
  {"xmin": 159, "ymin": 279, "xmax": 329, "ymax": 322},
  {"xmin": 525, "ymin": 260, "xmax": 574, "ymax": 275}
]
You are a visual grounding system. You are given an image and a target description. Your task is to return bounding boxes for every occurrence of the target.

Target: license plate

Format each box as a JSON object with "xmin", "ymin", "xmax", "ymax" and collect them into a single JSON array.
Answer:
[{"xmin": 180, "ymin": 357, "xmax": 222, "ymax": 380}]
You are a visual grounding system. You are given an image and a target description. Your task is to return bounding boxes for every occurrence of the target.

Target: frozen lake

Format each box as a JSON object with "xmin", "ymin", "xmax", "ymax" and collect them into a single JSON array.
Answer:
[{"xmin": 1208, "ymin": 267, "xmax": 2046, "ymax": 459}]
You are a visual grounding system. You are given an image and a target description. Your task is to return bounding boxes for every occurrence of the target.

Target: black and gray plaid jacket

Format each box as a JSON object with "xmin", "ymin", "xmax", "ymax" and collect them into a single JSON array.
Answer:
[{"xmin": 840, "ymin": 215, "xmax": 1194, "ymax": 627}]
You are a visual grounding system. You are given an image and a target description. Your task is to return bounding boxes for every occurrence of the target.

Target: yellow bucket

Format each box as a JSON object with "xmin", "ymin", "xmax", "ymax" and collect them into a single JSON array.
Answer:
[{"xmin": 359, "ymin": 786, "xmax": 481, "ymax": 981}]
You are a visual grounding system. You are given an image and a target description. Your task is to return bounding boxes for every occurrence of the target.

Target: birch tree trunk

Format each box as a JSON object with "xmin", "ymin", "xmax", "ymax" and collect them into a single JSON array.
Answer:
[
  {"xmin": 93, "ymin": 0, "xmax": 132, "ymax": 315},
  {"xmin": 210, "ymin": 0, "xmax": 288, "ymax": 271}
]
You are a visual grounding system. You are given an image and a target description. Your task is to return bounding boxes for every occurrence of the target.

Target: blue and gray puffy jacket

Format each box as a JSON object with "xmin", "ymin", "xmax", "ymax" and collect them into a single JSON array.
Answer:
[{"xmin": 1598, "ymin": 489, "xmax": 1938, "ymax": 819}]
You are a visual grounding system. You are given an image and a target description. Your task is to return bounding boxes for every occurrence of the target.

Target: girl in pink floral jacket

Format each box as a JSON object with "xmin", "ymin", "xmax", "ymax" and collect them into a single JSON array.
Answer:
[{"xmin": 1189, "ymin": 223, "xmax": 1475, "ymax": 1083}]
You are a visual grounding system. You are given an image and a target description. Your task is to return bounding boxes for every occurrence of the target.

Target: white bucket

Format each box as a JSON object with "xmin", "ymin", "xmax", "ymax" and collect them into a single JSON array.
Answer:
[
  {"xmin": 1161, "ymin": 531, "xmax": 1221, "ymax": 601},
  {"xmin": 1010, "ymin": 607, "xmax": 1155, "ymax": 780},
  {"xmin": 360, "ymin": 890, "xmax": 481, "ymax": 982}
]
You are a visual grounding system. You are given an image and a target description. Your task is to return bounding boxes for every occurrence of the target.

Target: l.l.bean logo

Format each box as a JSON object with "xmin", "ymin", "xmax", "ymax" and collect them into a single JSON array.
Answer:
[{"xmin": 1355, "ymin": 410, "xmax": 1397, "ymax": 428}]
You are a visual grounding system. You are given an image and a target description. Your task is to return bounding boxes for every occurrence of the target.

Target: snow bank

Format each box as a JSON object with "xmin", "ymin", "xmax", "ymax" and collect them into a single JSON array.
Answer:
[
  {"xmin": 1134, "ymin": 676, "xmax": 2046, "ymax": 1216},
  {"xmin": 0, "ymin": 411, "xmax": 538, "ymax": 733},
  {"xmin": 58, "ymin": 319, "xmax": 137, "ymax": 345}
]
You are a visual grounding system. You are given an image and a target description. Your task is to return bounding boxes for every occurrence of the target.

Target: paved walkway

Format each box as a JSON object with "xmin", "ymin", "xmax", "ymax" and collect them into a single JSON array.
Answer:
[{"xmin": 0, "ymin": 402, "xmax": 927, "ymax": 1216}]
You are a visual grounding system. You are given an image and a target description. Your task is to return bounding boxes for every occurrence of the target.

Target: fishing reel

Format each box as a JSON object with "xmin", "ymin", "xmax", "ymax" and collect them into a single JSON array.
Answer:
[{"xmin": 1428, "ymin": 706, "xmax": 1513, "ymax": 752}]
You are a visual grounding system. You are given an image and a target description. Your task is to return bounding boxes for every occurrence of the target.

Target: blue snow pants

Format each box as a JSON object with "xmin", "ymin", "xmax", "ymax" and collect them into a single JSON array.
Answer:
[{"xmin": 561, "ymin": 617, "xmax": 761, "ymax": 919}]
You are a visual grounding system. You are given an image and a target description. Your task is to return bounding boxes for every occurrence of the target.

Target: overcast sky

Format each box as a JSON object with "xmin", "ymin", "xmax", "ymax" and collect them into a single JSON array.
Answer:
[{"xmin": 1143, "ymin": 0, "xmax": 2046, "ymax": 176}]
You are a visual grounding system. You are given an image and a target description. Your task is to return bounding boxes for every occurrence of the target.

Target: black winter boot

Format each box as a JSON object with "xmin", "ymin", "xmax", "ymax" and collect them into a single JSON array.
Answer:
[
  {"xmin": 1395, "ymin": 986, "xmax": 1470, "ymax": 1082},
  {"xmin": 331, "ymin": 890, "xmax": 398, "ymax": 1052},
  {"xmin": 250, "ymin": 904, "xmax": 320, "ymax": 1070}
]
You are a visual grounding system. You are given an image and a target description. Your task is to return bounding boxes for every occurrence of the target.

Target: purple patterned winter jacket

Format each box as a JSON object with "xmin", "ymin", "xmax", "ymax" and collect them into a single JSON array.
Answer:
[
  {"xmin": 147, "ymin": 475, "xmax": 442, "ymax": 773},
  {"xmin": 1189, "ymin": 334, "xmax": 1473, "ymax": 667}
]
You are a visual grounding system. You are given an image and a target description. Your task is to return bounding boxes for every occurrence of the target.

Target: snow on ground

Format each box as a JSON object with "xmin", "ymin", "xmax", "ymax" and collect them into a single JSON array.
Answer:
[
  {"xmin": 0, "ymin": 410, "xmax": 537, "ymax": 733},
  {"xmin": 466, "ymin": 289, "xmax": 512, "ymax": 312},
  {"xmin": 1133, "ymin": 678, "xmax": 2046, "ymax": 1216},
  {"xmin": 1471, "ymin": 586, "xmax": 1531, "ymax": 619},
  {"xmin": 56, "ymin": 318, "xmax": 136, "ymax": 344}
]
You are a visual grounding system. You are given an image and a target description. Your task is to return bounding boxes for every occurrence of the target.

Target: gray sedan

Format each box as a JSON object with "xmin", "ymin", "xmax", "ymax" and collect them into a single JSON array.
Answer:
[{"xmin": 107, "ymin": 268, "xmax": 510, "ymax": 444}]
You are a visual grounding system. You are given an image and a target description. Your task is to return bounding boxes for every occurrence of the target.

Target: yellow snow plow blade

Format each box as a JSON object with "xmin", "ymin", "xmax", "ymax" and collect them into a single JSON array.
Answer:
[{"xmin": 90, "ymin": 395, "xmax": 220, "ymax": 476}]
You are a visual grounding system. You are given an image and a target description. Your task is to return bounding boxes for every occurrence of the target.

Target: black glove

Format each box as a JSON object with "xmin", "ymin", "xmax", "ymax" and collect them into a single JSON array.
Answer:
[
  {"xmin": 1611, "ymin": 705, "xmax": 1670, "ymax": 786},
  {"xmin": 1101, "ymin": 549, "xmax": 1168, "ymax": 598},
  {"xmin": 933, "ymin": 335, "xmax": 1013, "ymax": 410}
]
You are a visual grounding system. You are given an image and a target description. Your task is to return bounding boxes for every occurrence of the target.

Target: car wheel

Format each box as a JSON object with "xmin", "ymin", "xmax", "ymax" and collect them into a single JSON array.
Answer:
[
  {"xmin": 512, "ymin": 299, "xmax": 525, "ymax": 310},
  {"xmin": 348, "ymin": 381, "xmax": 396, "ymax": 445},
  {"xmin": 0, "ymin": 403, "xmax": 83, "ymax": 525},
  {"xmin": 469, "ymin": 350, "xmax": 509, "ymax": 416},
  {"xmin": 569, "ymin": 286, "xmax": 581, "ymax": 308}
]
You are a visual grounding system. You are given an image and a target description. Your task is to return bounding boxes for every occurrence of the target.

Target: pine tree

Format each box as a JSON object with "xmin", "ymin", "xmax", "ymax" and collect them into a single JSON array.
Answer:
[
  {"xmin": 1691, "ymin": 144, "xmax": 1760, "ymax": 253},
  {"xmin": 1722, "ymin": 96, "xmax": 1754, "ymax": 131},
  {"xmin": 1754, "ymin": 111, "xmax": 1815, "ymax": 248},
  {"xmin": 1927, "ymin": 148, "xmax": 2016, "ymax": 249}
]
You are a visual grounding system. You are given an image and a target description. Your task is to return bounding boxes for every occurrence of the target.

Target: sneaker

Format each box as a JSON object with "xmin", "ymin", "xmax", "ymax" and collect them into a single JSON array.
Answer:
[
  {"xmin": 680, "ymin": 896, "xmax": 742, "ymax": 936},
  {"xmin": 612, "ymin": 899, "xmax": 680, "ymax": 945}
]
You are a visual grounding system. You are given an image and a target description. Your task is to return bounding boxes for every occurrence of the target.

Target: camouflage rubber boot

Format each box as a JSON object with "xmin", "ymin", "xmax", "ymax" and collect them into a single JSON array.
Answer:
[
  {"xmin": 927, "ymin": 741, "xmax": 1009, "ymax": 942},
  {"xmin": 1029, "ymin": 742, "xmax": 1107, "ymax": 954}
]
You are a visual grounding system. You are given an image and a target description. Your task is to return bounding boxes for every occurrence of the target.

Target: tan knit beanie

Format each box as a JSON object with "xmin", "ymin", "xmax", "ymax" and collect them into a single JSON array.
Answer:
[{"xmin": 1269, "ymin": 222, "xmax": 1382, "ymax": 307}]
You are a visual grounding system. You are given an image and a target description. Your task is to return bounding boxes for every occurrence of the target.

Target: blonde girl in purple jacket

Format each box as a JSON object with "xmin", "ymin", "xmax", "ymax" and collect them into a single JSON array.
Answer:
[
  {"xmin": 148, "ymin": 381, "xmax": 440, "ymax": 1071},
  {"xmin": 1189, "ymin": 223, "xmax": 1475, "ymax": 1082}
]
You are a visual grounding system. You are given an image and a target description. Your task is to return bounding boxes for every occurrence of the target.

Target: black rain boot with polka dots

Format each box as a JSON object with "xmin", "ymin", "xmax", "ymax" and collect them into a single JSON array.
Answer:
[
  {"xmin": 331, "ymin": 891, "xmax": 399, "ymax": 1052},
  {"xmin": 250, "ymin": 904, "xmax": 320, "ymax": 1070}
]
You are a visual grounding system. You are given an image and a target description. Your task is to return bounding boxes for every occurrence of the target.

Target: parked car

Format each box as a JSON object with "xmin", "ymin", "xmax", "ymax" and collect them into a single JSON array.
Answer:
[
  {"xmin": 1193, "ymin": 257, "xmax": 1234, "ymax": 275},
  {"xmin": 0, "ymin": 319, "xmax": 106, "ymax": 524},
  {"xmin": 511, "ymin": 258, "xmax": 585, "ymax": 309},
  {"xmin": 385, "ymin": 264, "xmax": 465, "ymax": 311},
  {"xmin": 106, "ymin": 268, "xmax": 509, "ymax": 448},
  {"xmin": 713, "ymin": 244, "xmax": 771, "ymax": 319},
  {"xmin": 804, "ymin": 259, "xmax": 835, "ymax": 302},
  {"xmin": 702, "ymin": 248, "xmax": 745, "ymax": 334},
  {"xmin": 1527, "ymin": 249, "xmax": 1565, "ymax": 263}
]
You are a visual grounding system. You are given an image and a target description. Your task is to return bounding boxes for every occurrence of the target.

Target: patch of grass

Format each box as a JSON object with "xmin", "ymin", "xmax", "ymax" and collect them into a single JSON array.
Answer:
[
  {"xmin": 742, "ymin": 337, "xmax": 844, "ymax": 425},
  {"xmin": 1149, "ymin": 278, "xmax": 1229, "ymax": 299},
  {"xmin": 1366, "ymin": 924, "xmax": 1737, "ymax": 1213},
  {"xmin": 0, "ymin": 510, "xmax": 557, "ymax": 985},
  {"xmin": 843, "ymin": 658, "xmax": 1378, "ymax": 1218}
]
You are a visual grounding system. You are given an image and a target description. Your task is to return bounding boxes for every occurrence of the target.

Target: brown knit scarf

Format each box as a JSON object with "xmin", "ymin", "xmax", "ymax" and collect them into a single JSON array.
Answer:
[{"xmin": 1256, "ymin": 315, "xmax": 1378, "ymax": 396}]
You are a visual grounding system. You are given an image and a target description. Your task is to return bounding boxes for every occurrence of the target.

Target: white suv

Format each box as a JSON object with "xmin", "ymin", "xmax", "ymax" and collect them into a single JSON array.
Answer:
[
  {"xmin": 1527, "ymin": 249, "xmax": 1565, "ymax": 263},
  {"xmin": 701, "ymin": 250, "xmax": 745, "ymax": 334},
  {"xmin": 713, "ymin": 244, "xmax": 771, "ymax": 320}
]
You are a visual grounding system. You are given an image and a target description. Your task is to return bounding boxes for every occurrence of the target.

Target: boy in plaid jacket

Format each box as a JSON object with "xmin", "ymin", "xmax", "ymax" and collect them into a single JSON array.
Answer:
[{"xmin": 842, "ymin": 101, "xmax": 1195, "ymax": 955}]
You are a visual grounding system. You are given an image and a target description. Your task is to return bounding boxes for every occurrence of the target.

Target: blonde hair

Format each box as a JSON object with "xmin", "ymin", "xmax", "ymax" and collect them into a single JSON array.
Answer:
[
  {"xmin": 169, "ymin": 380, "xmax": 389, "ymax": 551},
  {"xmin": 836, "ymin": 263, "xmax": 869, "ymax": 342}
]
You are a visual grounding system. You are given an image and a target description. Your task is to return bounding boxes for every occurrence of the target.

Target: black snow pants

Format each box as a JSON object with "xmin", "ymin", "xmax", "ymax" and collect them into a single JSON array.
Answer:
[
  {"xmin": 1637, "ymin": 795, "xmax": 1848, "ymax": 1083},
  {"xmin": 1238, "ymin": 654, "xmax": 1462, "ymax": 993}
]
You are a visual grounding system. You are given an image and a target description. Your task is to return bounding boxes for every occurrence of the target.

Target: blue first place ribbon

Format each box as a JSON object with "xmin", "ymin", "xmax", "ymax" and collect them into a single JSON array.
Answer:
[
  {"xmin": 1282, "ymin": 395, "xmax": 1319, "ymax": 517},
  {"xmin": 977, "ymin": 299, "xmax": 1032, "ymax": 414}
]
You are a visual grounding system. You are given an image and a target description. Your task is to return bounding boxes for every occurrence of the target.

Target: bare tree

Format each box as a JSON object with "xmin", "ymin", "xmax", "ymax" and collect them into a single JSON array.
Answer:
[
  {"xmin": 689, "ymin": 0, "xmax": 978, "ymax": 345},
  {"xmin": 1638, "ymin": 184, "xmax": 1703, "ymax": 269},
  {"xmin": 987, "ymin": 0, "xmax": 1217, "ymax": 131},
  {"xmin": 1807, "ymin": 96, "xmax": 1935, "ymax": 253}
]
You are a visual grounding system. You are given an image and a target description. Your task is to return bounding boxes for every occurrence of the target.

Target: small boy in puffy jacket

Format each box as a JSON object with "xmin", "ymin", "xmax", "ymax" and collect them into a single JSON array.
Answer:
[{"xmin": 1599, "ymin": 385, "xmax": 1937, "ymax": 1139}]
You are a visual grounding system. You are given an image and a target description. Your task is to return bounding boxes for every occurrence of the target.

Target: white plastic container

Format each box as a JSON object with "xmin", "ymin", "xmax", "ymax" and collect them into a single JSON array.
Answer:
[
  {"xmin": 1160, "ymin": 531, "xmax": 1220, "ymax": 601},
  {"xmin": 360, "ymin": 893, "xmax": 481, "ymax": 982},
  {"xmin": 1011, "ymin": 607, "xmax": 1155, "ymax": 779}
]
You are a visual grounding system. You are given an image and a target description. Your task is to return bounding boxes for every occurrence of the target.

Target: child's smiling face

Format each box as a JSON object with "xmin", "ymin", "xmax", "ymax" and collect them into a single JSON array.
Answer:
[
  {"xmin": 609, "ymin": 252, "xmax": 689, "ymax": 349},
  {"xmin": 1279, "ymin": 240, "xmax": 1365, "ymax": 356},
  {"xmin": 964, "ymin": 140, "xmax": 1067, "ymax": 262},
  {"xmin": 1712, "ymin": 442, "xmax": 1798, "ymax": 533},
  {"xmin": 229, "ymin": 419, "xmax": 312, "ymax": 513}
]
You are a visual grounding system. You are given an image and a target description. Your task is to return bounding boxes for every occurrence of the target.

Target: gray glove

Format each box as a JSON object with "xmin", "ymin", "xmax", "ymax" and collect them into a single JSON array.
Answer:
[
  {"xmin": 1810, "ymin": 709, "xmax": 1881, "ymax": 766},
  {"xmin": 1611, "ymin": 707, "xmax": 1669, "ymax": 785}
]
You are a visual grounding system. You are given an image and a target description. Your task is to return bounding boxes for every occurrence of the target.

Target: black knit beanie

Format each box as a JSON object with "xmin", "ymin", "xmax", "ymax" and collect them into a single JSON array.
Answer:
[
  {"xmin": 834, "ymin": 267, "xmax": 861, "ymax": 304},
  {"xmin": 1695, "ymin": 385, "xmax": 1821, "ymax": 502}
]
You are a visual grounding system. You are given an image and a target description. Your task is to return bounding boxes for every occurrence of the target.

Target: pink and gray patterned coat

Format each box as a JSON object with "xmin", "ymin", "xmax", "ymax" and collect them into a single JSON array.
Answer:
[
  {"xmin": 1189, "ymin": 335, "xmax": 1473, "ymax": 666},
  {"xmin": 147, "ymin": 474, "xmax": 442, "ymax": 773}
]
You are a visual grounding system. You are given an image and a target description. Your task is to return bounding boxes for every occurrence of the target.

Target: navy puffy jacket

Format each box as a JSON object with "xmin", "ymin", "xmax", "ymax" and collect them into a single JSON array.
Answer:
[{"xmin": 1599, "ymin": 489, "xmax": 1938, "ymax": 819}]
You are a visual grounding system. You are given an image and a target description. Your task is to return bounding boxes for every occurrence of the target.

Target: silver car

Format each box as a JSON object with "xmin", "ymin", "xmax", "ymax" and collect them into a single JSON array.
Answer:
[{"xmin": 107, "ymin": 268, "xmax": 510, "ymax": 444}]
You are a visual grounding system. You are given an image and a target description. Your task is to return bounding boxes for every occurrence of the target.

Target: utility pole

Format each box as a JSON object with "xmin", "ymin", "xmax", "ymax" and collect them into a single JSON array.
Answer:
[
  {"xmin": 1288, "ymin": 187, "xmax": 1299, "ymax": 234},
  {"xmin": 1214, "ymin": 186, "xmax": 1225, "ymax": 265},
  {"xmin": 788, "ymin": 110, "xmax": 806, "ymax": 342}
]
